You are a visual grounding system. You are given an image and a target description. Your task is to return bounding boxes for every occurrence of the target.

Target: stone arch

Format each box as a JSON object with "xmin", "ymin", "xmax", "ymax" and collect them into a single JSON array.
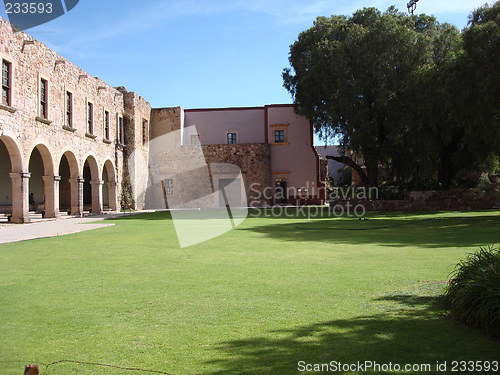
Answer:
[
  {"xmin": 82, "ymin": 154, "xmax": 102, "ymax": 214},
  {"xmin": 58, "ymin": 149, "xmax": 80, "ymax": 178},
  {"xmin": 58, "ymin": 149, "xmax": 80, "ymax": 214},
  {"xmin": 26, "ymin": 141, "xmax": 55, "ymax": 176},
  {"xmin": 102, "ymin": 158, "xmax": 116, "ymax": 181},
  {"xmin": 27, "ymin": 142, "xmax": 57, "ymax": 218},
  {"xmin": 0, "ymin": 129, "xmax": 24, "ymax": 172},
  {"xmin": 0, "ymin": 131, "xmax": 25, "ymax": 222},
  {"xmin": 101, "ymin": 158, "xmax": 117, "ymax": 210}
]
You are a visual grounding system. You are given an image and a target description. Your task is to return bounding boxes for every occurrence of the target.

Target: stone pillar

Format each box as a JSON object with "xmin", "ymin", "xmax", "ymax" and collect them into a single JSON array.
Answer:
[
  {"xmin": 10, "ymin": 172, "xmax": 31, "ymax": 223},
  {"xmin": 107, "ymin": 181, "xmax": 118, "ymax": 211},
  {"xmin": 42, "ymin": 175, "xmax": 61, "ymax": 218},
  {"xmin": 90, "ymin": 179, "xmax": 103, "ymax": 214},
  {"xmin": 69, "ymin": 177, "xmax": 84, "ymax": 217}
]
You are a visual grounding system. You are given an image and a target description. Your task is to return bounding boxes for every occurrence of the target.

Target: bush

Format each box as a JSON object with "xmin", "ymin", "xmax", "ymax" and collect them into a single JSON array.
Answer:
[
  {"xmin": 445, "ymin": 245, "xmax": 500, "ymax": 337},
  {"xmin": 477, "ymin": 173, "xmax": 500, "ymax": 205},
  {"xmin": 120, "ymin": 178, "xmax": 135, "ymax": 210}
]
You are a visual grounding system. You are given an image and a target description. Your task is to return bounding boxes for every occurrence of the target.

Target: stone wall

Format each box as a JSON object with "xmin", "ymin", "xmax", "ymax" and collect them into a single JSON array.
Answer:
[
  {"xmin": 203, "ymin": 143, "xmax": 272, "ymax": 206},
  {"xmin": 330, "ymin": 190, "xmax": 497, "ymax": 211},
  {"xmin": 145, "ymin": 141, "xmax": 216, "ymax": 209},
  {"xmin": 150, "ymin": 107, "xmax": 182, "ymax": 140},
  {"xmin": 143, "ymin": 142, "xmax": 272, "ymax": 209},
  {"xmin": 118, "ymin": 88, "xmax": 151, "ymax": 209}
]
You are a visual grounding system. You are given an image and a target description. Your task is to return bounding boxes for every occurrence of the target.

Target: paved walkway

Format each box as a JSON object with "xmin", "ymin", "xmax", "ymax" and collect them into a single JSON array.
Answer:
[{"xmin": 0, "ymin": 211, "xmax": 149, "ymax": 244}]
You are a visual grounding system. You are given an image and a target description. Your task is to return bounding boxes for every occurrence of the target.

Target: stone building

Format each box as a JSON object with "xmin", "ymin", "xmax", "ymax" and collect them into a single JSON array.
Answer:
[
  {"xmin": 0, "ymin": 18, "xmax": 150, "ymax": 223},
  {"xmin": 0, "ymin": 17, "xmax": 326, "ymax": 223}
]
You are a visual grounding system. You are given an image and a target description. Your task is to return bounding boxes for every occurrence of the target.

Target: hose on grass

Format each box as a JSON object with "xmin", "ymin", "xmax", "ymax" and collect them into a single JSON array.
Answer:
[
  {"xmin": 0, "ymin": 360, "xmax": 172, "ymax": 374},
  {"xmin": 43, "ymin": 360, "xmax": 172, "ymax": 374}
]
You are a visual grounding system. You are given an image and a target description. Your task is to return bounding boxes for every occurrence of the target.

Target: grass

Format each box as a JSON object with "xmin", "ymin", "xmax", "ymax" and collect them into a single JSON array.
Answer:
[{"xmin": 0, "ymin": 209, "xmax": 499, "ymax": 374}]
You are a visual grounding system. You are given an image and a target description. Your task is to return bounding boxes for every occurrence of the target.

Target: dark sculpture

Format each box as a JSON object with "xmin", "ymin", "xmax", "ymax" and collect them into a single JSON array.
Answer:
[{"xmin": 407, "ymin": 0, "xmax": 420, "ymax": 14}]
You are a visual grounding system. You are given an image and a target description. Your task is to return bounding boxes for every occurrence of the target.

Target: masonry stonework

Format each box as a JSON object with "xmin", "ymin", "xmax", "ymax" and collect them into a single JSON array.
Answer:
[
  {"xmin": 330, "ymin": 190, "xmax": 496, "ymax": 211},
  {"xmin": 0, "ymin": 19, "xmax": 148, "ymax": 222},
  {"xmin": 150, "ymin": 107, "xmax": 182, "ymax": 140},
  {"xmin": 203, "ymin": 143, "xmax": 272, "ymax": 206},
  {"xmin": 118, "ymin": 88, "xmax": 151, "ymax": 209}
]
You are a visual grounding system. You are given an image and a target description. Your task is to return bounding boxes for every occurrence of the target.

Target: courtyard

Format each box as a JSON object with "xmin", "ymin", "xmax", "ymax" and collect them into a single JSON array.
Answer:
[{"xmin": 0, "ymin": 209, "xmax": 499, "ymax": 374}]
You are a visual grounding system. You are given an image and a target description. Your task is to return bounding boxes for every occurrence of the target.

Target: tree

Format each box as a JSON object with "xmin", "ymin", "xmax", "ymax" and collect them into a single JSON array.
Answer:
[
  {"xmin": 283, "ymin": 7, "xmax": 437, "ymax": 186},
  {"xmin": 403, "ymin": 23, "xmax": 464, "ymax": 188},
  {"xmin": 407, "ymin": 56, "xmax": 469, "ymax": 188},
  {"xmin": 406, "ymin": 1, "xmax": 500, "ymax": 188},
  {"xmin": 461, "ymin": 1, "xmax": 500, "ymax": 169}
]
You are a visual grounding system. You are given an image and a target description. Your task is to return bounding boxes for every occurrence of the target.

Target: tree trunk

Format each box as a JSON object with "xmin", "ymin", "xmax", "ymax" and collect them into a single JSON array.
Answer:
[
  {"xmin": 326, "ymin": 155, "xmax": 370, "ymax": 185},
  {"xmin": 437, "ymin": 132, "xmax": 462, "ymax": 189},
  {"xmin": 438, "ymin": 151, "xmax": 455, "ymax": 189},
  {"xmin": 364, "ymin": 158, "xmax": 378, "ymax": 187}
]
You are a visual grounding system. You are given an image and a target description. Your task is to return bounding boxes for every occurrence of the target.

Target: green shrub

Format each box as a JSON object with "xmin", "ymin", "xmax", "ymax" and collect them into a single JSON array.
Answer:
[
  {"xmin": 120, "ymin": 177, "xmax": 135, "ymax": 210},
  {"xmin": 445, "ymin": 245, "xmax": 500, "ymax": 337}
]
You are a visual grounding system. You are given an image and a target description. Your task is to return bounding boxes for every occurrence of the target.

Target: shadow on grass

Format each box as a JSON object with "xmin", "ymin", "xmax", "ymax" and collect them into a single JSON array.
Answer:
[
  {"xmin": 239, "ymin": 213, "xmax": 500, "ymax": 248},
  {"xmin": 106, "ymin": 210, "xmax": 500, "ymax": 248},
  {"xmin": 202, "ymin": 295, "xmax": 498, "ymax": 375},
  {"xmin": 246, "ymin": 208, "xmax": 453, "ymax": 219}
]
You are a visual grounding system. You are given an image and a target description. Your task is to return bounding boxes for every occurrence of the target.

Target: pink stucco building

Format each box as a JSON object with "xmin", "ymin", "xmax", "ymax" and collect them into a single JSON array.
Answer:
[{"xmin": 148, "ymin": 105, "xmax": 328, "ymax": 207}]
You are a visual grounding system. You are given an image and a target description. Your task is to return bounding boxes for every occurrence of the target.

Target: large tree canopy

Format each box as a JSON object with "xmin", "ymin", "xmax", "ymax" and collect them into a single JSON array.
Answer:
[
  {"xmin": 406, "ymin": 1, "xmax": 500, "ymax": 188},
  {"xmin": 284, "ymin": 3, "xmax": 500, "ymax": 188},
  {"xmin": 283, "ymin": 7, "xmax": 437, "ymax": 185},
  {"xmin": 461, "ymin": 1, "xmax": 500, "ymax": 163}
]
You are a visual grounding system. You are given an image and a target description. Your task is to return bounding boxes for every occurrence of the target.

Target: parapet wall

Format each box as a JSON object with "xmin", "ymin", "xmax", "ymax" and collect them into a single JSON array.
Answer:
[
  {"xmin": 330, "ymin": 190, "xmax": 497, "ymax": 211},
  {"xmin": 150, "ymin": 107, "xmax": 182, "ymax": 141}
]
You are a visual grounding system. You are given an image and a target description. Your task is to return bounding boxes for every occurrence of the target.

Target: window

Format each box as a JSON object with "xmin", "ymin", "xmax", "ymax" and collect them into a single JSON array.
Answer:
[
  {"xmin": 274, "ymin": 130, "xmax": 285, "ymax": 143},
  {"xmin": 40, "ymin": 78, "xmax": 48, "ymax": 118},
  {"xmin": 227, "ymin": 132, "xmax": 237, "ymax": 144},
  {"xmin": 87, "ymin": 101, "xmax": 93, "ymax": 134},
  {"xmin": 165, "ymin": 179, "xmax": 173, "ymax": 195},
  {"xmin": 104, "ymin": 110, "xmax": 110, "ymax": 140},
  {"xmin": 191, "ymin": 134, "xmax": 200, "ymax": 145},
  {"xmin": 118, "ymin": 116, "xmax": 124, "ymax": 144},
  {"xmin": 66, "ymin": 91, "xmax": 73, "ymax": 127},
  {"xmin": 271, "ymin": 124, "xmax": 289, "ymax": 144},
  {"xmin": 2, "ymin": 59, "xmax": 11, "ymax": 106},
  {"xmin": 142, "ymin": 119, "xmax": 148, "ymax": 144}
]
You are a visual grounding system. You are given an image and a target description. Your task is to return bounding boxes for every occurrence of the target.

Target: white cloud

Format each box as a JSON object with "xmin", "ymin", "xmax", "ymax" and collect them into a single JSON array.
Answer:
[{"xmin": 29, "ymin": 0, "xmax": 493, "ymax": 57}]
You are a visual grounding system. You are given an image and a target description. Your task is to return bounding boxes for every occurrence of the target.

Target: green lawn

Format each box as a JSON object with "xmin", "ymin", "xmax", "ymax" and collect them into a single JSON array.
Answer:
[{"xmin": 0, "ymin": 209, "xmax": 499, "ymax": 374}]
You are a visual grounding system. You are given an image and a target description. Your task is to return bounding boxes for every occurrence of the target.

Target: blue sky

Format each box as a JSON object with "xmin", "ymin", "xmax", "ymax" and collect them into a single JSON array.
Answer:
[{"xmin": 0, "ymin": 0, "xmax": 490, "ymax": 111}]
